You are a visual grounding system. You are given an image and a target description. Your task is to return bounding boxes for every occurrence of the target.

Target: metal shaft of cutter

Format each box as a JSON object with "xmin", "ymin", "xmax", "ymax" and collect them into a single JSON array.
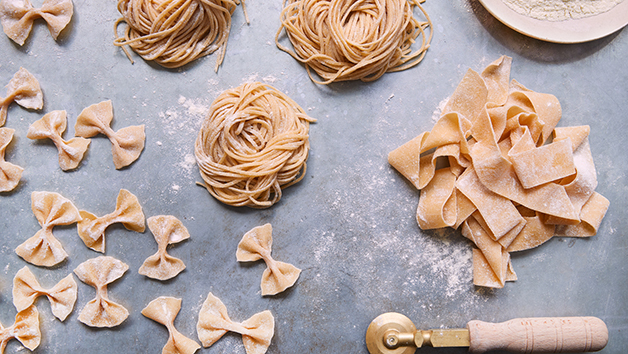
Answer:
[{"xmin": 385, "ymin": 328, "xmax": 471, "ymax": 349}]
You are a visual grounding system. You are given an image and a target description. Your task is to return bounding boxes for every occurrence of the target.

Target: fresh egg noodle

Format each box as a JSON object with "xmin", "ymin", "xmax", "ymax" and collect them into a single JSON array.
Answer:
[
  {"xmin": 276, "ymin": 0, "xmax": 433, "ymax": 84},
  {"xmin": 114, "ymin": 0, "xmax": 247, "ymax": 70},
  {"xmin": 195, "ymin": 82, "xmax": 315, "ymax": 208}
]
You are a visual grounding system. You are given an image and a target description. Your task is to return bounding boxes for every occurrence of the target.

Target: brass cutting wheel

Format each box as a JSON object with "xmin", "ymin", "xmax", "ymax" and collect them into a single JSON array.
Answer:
[{"xmin": 366, "ymin": 312, "xmax": 417, "ymax": 354}]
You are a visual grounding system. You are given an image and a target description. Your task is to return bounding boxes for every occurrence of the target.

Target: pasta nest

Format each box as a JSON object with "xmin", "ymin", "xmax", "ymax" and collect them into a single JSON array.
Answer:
[
  {"xmin": 195, "ymin": 82, "xmax": 316, "ymax": 208},
  {"xmin": 114, "ymin": 0, "xmax": 244, "ymax": 70},
  {"xmin": 276, "ymin": 0, "xmax": 432, "ymax": 84}
]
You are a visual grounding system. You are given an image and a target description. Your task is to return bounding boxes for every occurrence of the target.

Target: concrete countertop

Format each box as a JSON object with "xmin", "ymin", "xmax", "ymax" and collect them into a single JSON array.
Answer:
[{"xmin": 1, "ymin": 1, "xmax": 626, "ymax": 353}]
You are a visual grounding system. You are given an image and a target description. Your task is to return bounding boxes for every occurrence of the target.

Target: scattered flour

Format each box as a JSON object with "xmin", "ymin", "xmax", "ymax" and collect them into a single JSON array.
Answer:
[
  {"xmin": 241, "ymin": 73, "xmax": 279, "ymax": 84},
  {"xmin": 306, "ymin": 161, "xmax": 481, "ymax": 320},
  {"xmin": 432, "ymin": 97, "xmax": 449, "ymax": 122},
  {"xmin": 503, "ymin": 0, "xmax": 624, "ymax": 21},
  {"xmin": 157, "ymin": 96, "xmax": 209, "ymax": 183}
]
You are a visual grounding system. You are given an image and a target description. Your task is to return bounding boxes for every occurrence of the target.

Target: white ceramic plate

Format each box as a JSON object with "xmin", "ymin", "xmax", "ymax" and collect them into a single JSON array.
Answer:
[{"xmin": 478, "ymin": 0, "xmax": 628, "ymax": 43}]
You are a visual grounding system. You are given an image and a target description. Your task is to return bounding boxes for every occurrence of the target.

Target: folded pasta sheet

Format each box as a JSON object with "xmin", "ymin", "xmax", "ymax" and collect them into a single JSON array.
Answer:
[
  {"xmin": 77, "ymin": 188, "xmax": 145, "ymax": 253},
  {"xmin": 388, "ymin": 56, "xmax": 609, "ymax": 288},
  {"xmin": 15, "ymin": 191, "xmax": 81, "ymax": 267},
  {"xmin": 0, "ymin": 127, "xmax": 23, "ymax": 192},
  {"xmin": 139, "ymin": 215, "xmax": 189, "ymax": 281},
  {"xmin": 13, "ymin": 266, "xmax": 77, "ymax": 321},
  {"xmin": 236, "ymin": 223, "xmax": 301, "ymax": 296},
  {"xmin": 74, "ymin": 256, "xmax": 129, "ymax": 327},
  {"xmin": 142, "ymin": 296, "xmax": 200, "ymax": 354},
  {"xmin": 196, "ymin": 292, "xmax": 274, "ymax": 354},
  {"xmin": 0, "ymin": 305, "xmax": 40, "ymax": 353}
]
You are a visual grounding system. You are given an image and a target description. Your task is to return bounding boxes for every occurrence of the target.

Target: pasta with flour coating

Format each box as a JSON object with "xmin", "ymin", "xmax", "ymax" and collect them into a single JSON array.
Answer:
[
  {"xmin": 74, "ymin": 256, "xmax": 129, "ymax": 328},
  {"xmin": 0, "ymin": 0, "xmax": 73, "ymax": 45},
  {"xmin": 75, "ymin": 100, "xmax": 145, "ymax": 169},
  {"xmin": 76, "ymin": 188, "xmax": 145, "ymax": 253},
  {"xmin": 388, "ymin": 56, "xmax": 609, "ymax": 288},
  {"xmin": 237, "ymin": 223, "xmax": 301, "ymax": 296},
  {"xmin": 139, "ymin": 215, "xmax": 190, "ymax": 281},
  {"xmin": 0, "ymin": 128, "xmax": 23, "ymax": 192},
  {"xmin": 276, "ymin": 0, "xmax": 432, "ymax": 84},
  {"xmin": 27, "ymin": 110, "xmax": 91, "ymax": 171},
  {"xmin": 0, "ymin": 306, "xmax": 40, "ymax": 353},
  {"xmin": 0, "ymin": 67, "xmax": 43, "ymax": 127},
  {"xmin": 196, "ymin": 292, "xmax": 274, "ymax": 354},
  {"xmin": 12, "ymin": 266, "xmax": 77, "ymax": 321},
  {"xmin": 15, "ymin": 191, "xmax": 81, "ymax": 267},
  {"xmin": 114, "ymin": 0, "xmax": 246, "ymax": 70},
  {"xmin": 195, "ymin": 82, "xmax": 315, "ymax": 208},
  {"xmin": 141, "ymin": 297, "xmax": 200, "ymax": 354}
]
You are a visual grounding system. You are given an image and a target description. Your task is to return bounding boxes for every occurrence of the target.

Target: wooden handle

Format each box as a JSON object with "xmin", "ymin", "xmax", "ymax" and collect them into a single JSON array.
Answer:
[{"xmin": 467, "ymin": 317, "xmax": 608, "ymax": 353}]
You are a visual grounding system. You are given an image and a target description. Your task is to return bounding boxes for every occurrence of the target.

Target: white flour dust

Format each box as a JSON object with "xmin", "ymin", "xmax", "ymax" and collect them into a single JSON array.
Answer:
[
  {"xmin": 306, "ymin": 163, "xmax": 480, "ymax": 315},
  {"xmin": 157, "ymin": 96, "xmax": 209, "ymax": 189},
  {"xmin": 241, "ymin": 72, "xmax": 279, "ymax": 84},
  {"xmin": 503, "ymin": 0, "xmax": 624, "ymax": 21},
  {"xmin": 432, "ymin": 97, "xmax": 449, "ymax": 122}
]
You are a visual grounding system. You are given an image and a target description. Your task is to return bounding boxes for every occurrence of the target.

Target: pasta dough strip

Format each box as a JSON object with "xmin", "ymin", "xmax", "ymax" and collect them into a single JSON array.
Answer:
[{"xmin": 388, "ymin": 56, "xmax": 610, "ymax": 288}]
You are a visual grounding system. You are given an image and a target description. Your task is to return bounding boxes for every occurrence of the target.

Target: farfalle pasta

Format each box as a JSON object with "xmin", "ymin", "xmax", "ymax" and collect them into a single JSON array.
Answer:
[
  {"xmin": 139, "ymin": 215, "xmax": 189, "ymax": 281},
  {"xmin": 12, "ymin": 266, "xmax": 77, "ymax": 321},
  {"xmin": 0, "ymin": 67, "xmax": 43, "ymax": 127},
  {"xmin": 77, "ymin": 188, "xmax": 145, "ymax": 253},
  {"xmin": 0, "ymin": 305, "xmax": 40, "ymax": 354},
  {"xmin": 74, "ymin": 256, "xmax": 129, "ymax": 328},
  {"xmin": 388, "ymin": 56, "xmax": 609, "ymax": 288},
  {"xmin": 27, "ymin": 110, "xmax": 91, "ymax": 171},
  {"xmin": 0, "ymin": 127, "xmax": 23, "ymax": 192},
  {"xmin": 237, "ymin": 224, "xmax": 301, "ymax": 296},
  {"xmin": 74, "ymin": 100, "xmax": 145, "ymax": 169},
  {"xmin": 141, "ymin": 296, "xmax": 200, "ymax": 354},
  {"xmin": 0, "ymin": 0, "xmax": 73, "ymax": 45},
  {"xmin": 15, "ymin": 191, "xmax": 81, "ymax": 267},
  {"xmin": 196, "ymin": 292, "xmax": 274, "ymax": 354}
]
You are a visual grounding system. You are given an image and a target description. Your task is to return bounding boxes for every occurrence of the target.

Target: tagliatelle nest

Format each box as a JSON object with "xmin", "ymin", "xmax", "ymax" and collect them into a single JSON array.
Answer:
[
  {"xmin": 114, "ymin": 0, "xmax": 247, "ymax": 70},
  {"xmin": 276, "ymin": 0, "xmax": 433, "ymax": 84},
  {"xmin": 195, "ymin": 82, "xmax": 315, "ymax": 208}
]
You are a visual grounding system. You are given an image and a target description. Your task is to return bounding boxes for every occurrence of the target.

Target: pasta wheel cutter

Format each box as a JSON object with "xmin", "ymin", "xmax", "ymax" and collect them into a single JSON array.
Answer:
[{"xmin": 366, "ymin": 312, "xmax": 608, "ymax": 353}]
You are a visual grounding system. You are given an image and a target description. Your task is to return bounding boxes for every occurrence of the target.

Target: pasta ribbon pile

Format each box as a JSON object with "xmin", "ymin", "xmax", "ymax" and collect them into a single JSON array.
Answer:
[
  {"xmin": 114, "ymin": 0, "xmax": 246, "ymax": 70},
  {"xmin": 195, "ymin": 82, "xmax": 315, "ymax": 208},
  {"xmin": 276, "ymin": 0, "xmax": 432, "ymax": 84},
  {"xmin": 389, "ymin": 56, "xmax": 609, "ymax": 288}
]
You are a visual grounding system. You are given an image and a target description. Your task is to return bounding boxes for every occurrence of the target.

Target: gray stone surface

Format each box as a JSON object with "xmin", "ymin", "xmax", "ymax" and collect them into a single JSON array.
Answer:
[{"xmin": 0, "ymin": 1, "xmax": 626, "ymax": 353}]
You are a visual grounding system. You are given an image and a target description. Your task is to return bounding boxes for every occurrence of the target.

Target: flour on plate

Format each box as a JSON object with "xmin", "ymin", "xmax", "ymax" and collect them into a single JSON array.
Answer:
[{"xmin": 503, "ymin": 0, "xmax": 624, "ymax": 21}]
